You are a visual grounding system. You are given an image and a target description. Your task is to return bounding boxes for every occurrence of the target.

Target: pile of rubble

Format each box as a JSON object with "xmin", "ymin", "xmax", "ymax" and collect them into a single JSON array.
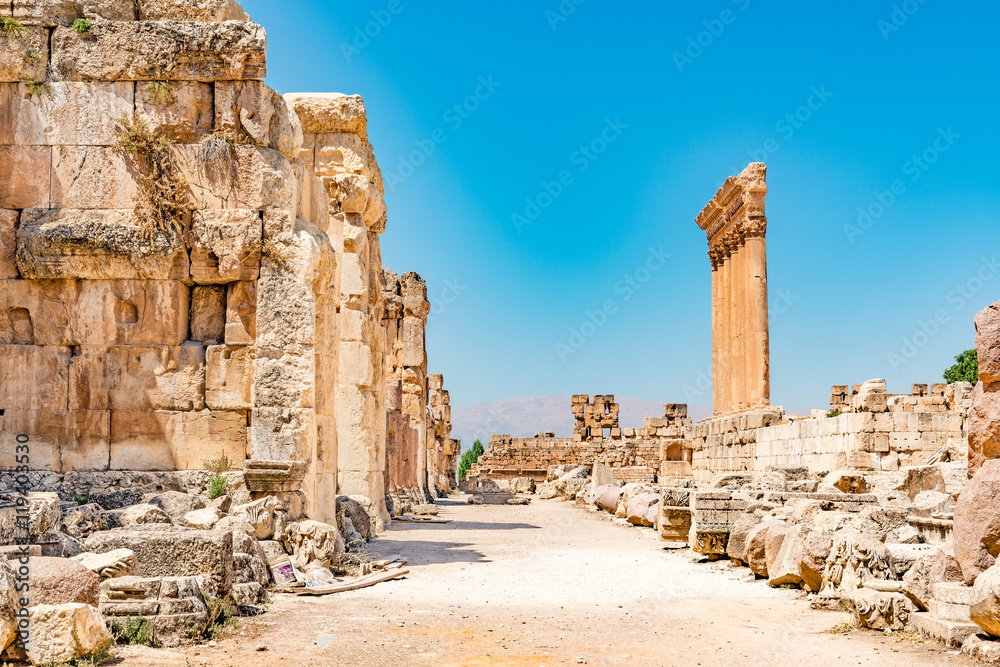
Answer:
[{"xmin": 0, "ymin": 480, "xmax": 373, "ymax": 664}]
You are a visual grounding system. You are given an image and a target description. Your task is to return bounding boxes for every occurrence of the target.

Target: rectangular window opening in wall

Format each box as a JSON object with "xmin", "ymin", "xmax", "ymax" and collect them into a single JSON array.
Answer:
[{"xmin": 602, "ymin": 428, "xmax": 610, "ymax": 439}]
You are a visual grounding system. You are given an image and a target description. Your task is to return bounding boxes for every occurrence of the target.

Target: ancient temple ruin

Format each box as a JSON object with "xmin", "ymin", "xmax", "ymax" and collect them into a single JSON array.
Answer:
[
  {"xmin": 0, "ymin": 1, "xmax": 456, "ymax": 530},
  {"xmin": 696, "ymin": 162, "xmax": 770, "ymax": 415}
]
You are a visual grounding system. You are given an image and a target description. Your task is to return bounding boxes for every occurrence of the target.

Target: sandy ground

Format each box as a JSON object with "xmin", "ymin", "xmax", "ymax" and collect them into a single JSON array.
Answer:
[{"xmin": 114, "ymin": 496, "xmax": 974, "ymax": 667}]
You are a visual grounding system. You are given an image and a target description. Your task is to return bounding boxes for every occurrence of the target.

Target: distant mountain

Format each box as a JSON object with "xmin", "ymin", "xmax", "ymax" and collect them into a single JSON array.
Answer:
[{"xmin": 450, "ymin": 395, "xmax": 712, "ymax": 450}]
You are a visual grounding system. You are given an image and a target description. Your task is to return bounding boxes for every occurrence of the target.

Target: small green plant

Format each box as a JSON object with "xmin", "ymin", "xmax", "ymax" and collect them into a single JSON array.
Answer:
[
  {"xmin": 65, "ymin": 645, "xmax": 112, "ymax": 666},
  {"xmin": 146, "ymin": 80, "xmax": 176, "ymax": 106},
  {"xmin": 71, "ymin": 18, "xmax": 92, "ymax": 34},
  {"xmin": 27, "ymin": 51, "xmax": 40, "ymax": 63},
  {"xmin": 25, "ymin": 77, "xmax": 43, "ymax": 96},
  {"xmin": 190, "ymin": 596, "xmax": 237, "ymax": 642},
  {"xmin": 203, "ymin": 453, "xmax": 232, "ymax": 500},
  {"xmin": 72, "ymin": 487, "xmax": 91, "ymax": 506},
  {"xmin": 110, "ymin": 616, "xmax": 154, "ymax": 646},
  {"xmin": 944, "ymin": 349, "xmax": 979, "ymax": 385},
  {"xmin": 0, "ymin": 17, "xmax": 26, "ymax": 36},
  {"xmin": 826, "ymin": 409, "xmax": 842, "ymax": 418}
]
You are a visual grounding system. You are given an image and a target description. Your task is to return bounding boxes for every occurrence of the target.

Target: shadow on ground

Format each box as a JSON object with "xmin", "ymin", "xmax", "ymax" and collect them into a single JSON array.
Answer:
[{"xmin": 367, "ymin": 538, "xmax": 491, "ymax": 565}]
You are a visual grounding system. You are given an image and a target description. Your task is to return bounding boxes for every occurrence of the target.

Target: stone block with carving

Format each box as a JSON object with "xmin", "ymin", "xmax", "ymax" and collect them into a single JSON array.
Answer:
[{"xmin": 72, "ymin": 549, "xmax": 139, "ymax": 580}]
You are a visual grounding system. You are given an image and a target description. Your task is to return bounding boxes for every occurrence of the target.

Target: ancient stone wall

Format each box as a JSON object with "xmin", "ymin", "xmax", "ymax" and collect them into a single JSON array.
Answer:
[
  {"xmin": 473, "ymin": 398, "xmax": 691, "ymax": 482},
  {"xmin": 689, "ymin": 379, "xmax": 973, "ymax": 482},
  {"xmin": 427, "ymin": 373, "xmax": 456, "ymax": 493},
  {"xmin": 969, "ymin": 301, "xmax": 1000, "ymax": 478},
  {"xmin": 0, "ymin": 2, "xmax": 451, "ymax": 532}
]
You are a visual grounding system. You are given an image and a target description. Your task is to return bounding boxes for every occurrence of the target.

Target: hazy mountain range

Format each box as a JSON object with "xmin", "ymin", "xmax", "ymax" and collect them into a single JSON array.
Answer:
[{"xmin": 450, "ymin": 395, "xmax": 713, "ymax": 450}]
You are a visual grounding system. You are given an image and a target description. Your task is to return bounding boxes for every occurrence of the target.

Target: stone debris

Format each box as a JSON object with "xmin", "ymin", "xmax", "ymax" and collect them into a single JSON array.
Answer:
[{"xmin": 25, "ymin": 603, "xmax": 112, "ymax": 666}]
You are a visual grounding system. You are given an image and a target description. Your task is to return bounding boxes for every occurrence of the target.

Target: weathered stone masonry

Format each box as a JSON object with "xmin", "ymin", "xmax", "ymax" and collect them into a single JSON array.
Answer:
[{"xmin": 0, "ymin": 1, "xmax": 455, "ymax": 530}]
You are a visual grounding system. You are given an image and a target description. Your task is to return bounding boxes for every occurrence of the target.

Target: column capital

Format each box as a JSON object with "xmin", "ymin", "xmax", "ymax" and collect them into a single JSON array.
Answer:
[{"xmin": 740, "ymin": 216, "xmax": 767, "ymax": 239}]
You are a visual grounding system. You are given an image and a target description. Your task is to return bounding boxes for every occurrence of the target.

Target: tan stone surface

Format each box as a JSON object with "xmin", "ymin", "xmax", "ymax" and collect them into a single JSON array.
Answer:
[
  {"xmin": 174, "ymin": 143, "xmax": 295, "ymax": 210},
  {"xmin": 0, "ymin": 210, "xmax": 16, "ymax": 279},
  {"xmin": 25, "ymin": 603, "xmax": 112, "ymax": 666},
  {"xmin": 68, "ymin": 343, "xmax": 206, "ymax": 411},
  {"xmin": 50, "ymin": 20, "xmax": 266, "ymax": 81},
  {"xmin": 110, "ymin": 409, "xmax": 246, "ymax": 470},
  {"xmin": 16, "ymin": 208, "xmax": 188, "ymax": 280},
  {"xmin": 205, "ymin": 344, "xmax": 254, "ymax": 410},
  {"xmin": 12, "ymin": 0, "xmax": 136, "ymax": 24},
  {"xmin": 0, "ymin": 25, "xmax": 48, "ymax": 82},
  {"xmin": 254, "ymin": 345, "xmax": 315, "ymax": 408},
  {"xmin": 0, "ymin": 145, "xmax": 49, "ymax": 208},
  {"xmin": 0, "ymin": 279, "xmax": 189, "ymax": 346},
  {"xmin": 0, "ymin": 409, "xmax": 109, "ymax": 471},
  {"xmin": 286, "ymin": 93, "xmax": 367, "ymax": 139},
  {"xmin": 0, "ymin": 344, "xmax": 70, "ymax": 410},
  {"xmin": 225, "ymin": 280, "xmax": 257, "ymax": 345},
  {"xmin": 51, "ymin": 145, "xmax": 142, "ymax": 208},
  {"xmin": 136, "ymin": 0, "xmax": 248, "ymax": 21},
  {"xmin": 190, "ymin": 285, "xmax": 226, "ymax": 342},
  {"xmin": 136, "ymin": 80, "xmax": 213, "ymax": 143},
  {"xmin": 250, "ymin": 407, "xmax": 315, "ymax": 463}
]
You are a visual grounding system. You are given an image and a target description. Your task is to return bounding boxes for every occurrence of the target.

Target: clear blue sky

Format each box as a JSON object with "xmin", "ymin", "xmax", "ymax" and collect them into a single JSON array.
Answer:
[{"xmin": 243, "ymin": 0, "xmax": 999, "ymax": 412}]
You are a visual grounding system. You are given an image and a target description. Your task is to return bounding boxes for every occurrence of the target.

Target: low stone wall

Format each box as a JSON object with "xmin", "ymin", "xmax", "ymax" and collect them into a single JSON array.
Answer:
[{"xmin": 689, "ymin": 381, "xmax": 972, "ymax": 482}]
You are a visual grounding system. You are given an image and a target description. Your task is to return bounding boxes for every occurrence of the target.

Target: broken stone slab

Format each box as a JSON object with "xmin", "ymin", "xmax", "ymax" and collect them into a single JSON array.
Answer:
[
  {"xmin": 745, "ymin": 520, "xmax": 787, "ymax": 578},
  {"xmin": 509, "ymin": 477, "xmax": 536, "ymax": 494},
  {"xmin": 285, "ymin": 93, "xmax": 367, "ymax": 139},
  {"xmin": 726, "ymin": 512, "xmax": 763, "ymax": 563},
  {"xmin": 84, "ymin": 525, "xmax": 233, "ymax": 594},
  {"xmin": 60, "ymin": 502, "xmax": 108, "ymax": 539},
  {"xmin": 769, "ymin": 524, "xmax": 811, "ymax": 587},
  {"xmin": 146, "ymin": 491, "xmax": 206, "ymax": 523},
  {"xmin": 37, "ymin": 530, "xmax": 85, "ymax": 558},
  {"xmin": 843, "ymin": 589, "xmax": 914, "ymax": 630},
  {"xmin": 72, "ymin": 549, "xmax": 138, "ymax": 580},
  {"xmin": 25, "ymin": 603, "xmax": 113, "ymax": 666},
  {"xmin": 626, "ymin": 493, "xmax": 659, "ymax": 527},
  {"xmin": 971, "ymin": 561, "xmax": 1000, "ymax": 636},
  {"xmin": 100, "ymin": 574, "xmax": 209, "ymax": 648},
  {"xmin": 26, "ymin": 556, "xmax": 100, "ymax": 606},
  {"xmin": 183, "ymin": 507, "xmax": 222, "ymax": 530},
  {"xmin": 242, "ymin": 460, "xmax": 308, "ymax": 494},
  {"xmin": 116, "ymin": 504, "xmax": 172, "ymax": 527},
  {"xmin": 50, "ymin": 20, "xmax": 267, "ymax": 82},
  {"xmin": 820, "ymin": 470, "xmax": 872, "ymax": 495},
  {"xmin": 799, "ymin": 529, "xmax": 833, "ymax": 593}
]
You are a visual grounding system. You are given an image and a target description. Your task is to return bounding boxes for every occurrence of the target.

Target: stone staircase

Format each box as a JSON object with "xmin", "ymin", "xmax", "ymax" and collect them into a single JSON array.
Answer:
[{"xmin": 910, "ymin": 583, "xmax": 981, "ymax": 646}]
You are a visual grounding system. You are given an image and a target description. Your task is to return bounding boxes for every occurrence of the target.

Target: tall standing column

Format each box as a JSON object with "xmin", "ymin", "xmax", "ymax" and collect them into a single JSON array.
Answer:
[
  {"xmin": 728, "ymin": 235, "xmax": 742, "ymax": 413},
  {"xmin": 710, "ymin": 251, "xmax": 722, "ymax": 415},
  {"xmin": 719, "ymin": 245, "xmax": 732, "ymax": 414},
  {"xmin": 744, "ymin": 219, "xmax": 769, "ymax": 406}
]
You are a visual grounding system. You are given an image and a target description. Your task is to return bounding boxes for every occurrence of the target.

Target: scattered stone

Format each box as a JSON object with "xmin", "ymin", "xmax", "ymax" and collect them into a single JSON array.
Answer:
[
  {"xmin": 147, "ymin": 491, "xmax": 207, "ymax": 522},
  {"xmin": 72, "ymin": 549, "xmax": 139, "ymax": 580},
  {"xmin": 509, "ymin": 477, "xmax": 536, "ymax": 494},
  {"xmin": 26, "ymin": 556, "xmax": 101, "ymax": 606},
  {"xmin": 281, "ymin": 520, "xmax": 342, "ymax": 570},
  {"xmin": 821, "ymin": 470, "xmax": 872, "ymax": 495},
  {"xmin": 183, "ymin": 507, "xmax": 223, "ymax": 530},
  {"xmin": 626, "ymin": 493, "xmax": 659, "ymax": 527},
  {"xmin": 896, "ymin": 465, "xmax": 948, "ymax": 500},
  {"xmin": 726, "ymin": 512, "xmax": 764, "ymax": 563},
  {"xmin": 843, "ymin": 589, "xmax": 913, "ymax": 630},
  {"xmin": 118, "ymin": 504, "xmax": 173, "ymax": 527},
  {"xmin": 506, "ymin": 497, "xmax": 531, "ymax": 505},
  {"xmin": 799, "ymin": 530, "xmax": 833, "ymax": 592},
  {"xmin": 745, "ymin": 520, "xmax": 786, "ymax": 578},
  {"xmin": 26, "ymin": 603, "xmax": 112, "ymax": 666},
  {"xmin": 60, "ymin": 502, "xmax": 109, "ymax": 539},
  {"xmin": 769, "ymin": 524, "xmax": 810, "ymax": 587},
  {"xmin": 971, "ymin": 561, "xmax": 1000, "ymax": 636},
  {"xmin": 412, "ymin": 504, "xmax": 438, "ymax": 516}
]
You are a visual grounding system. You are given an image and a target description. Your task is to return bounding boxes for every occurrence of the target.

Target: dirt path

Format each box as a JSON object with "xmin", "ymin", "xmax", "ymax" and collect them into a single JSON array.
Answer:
[{"xmin": 116, "ymin": 496, "xmax": 973, "ymax": 666}]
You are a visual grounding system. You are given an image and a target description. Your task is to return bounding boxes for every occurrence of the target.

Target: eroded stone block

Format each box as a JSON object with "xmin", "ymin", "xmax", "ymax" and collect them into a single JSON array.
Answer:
[
  {"xmin": 0, "ymin": 145, "xmax": 49, "ymax": 208},
  {"xmin": 0, "ymin": 210, "xmax": 17, "ymax": 279},
  {"xmin": 0, "ymin": 409, "xmax": 109, "ymax": 471},
  {"xmin": 50, "ymin": 20, "xmax": 266, "ymax": 81},
  {"xmin": 190, "ymin": 286, "xmax": 225, "ymax": 342},
  {"xmin": 136, "ymin": 0, "xmax": 247, "ymax": 21},
  {"xmin": 136, "ymin": 80, "xmax": 213, "ymax": 143},
  {"xmin": 225, "ymin": 280, "xmax": 256, "ymax": 345},
  {"xmin": 250, "ymin": 407, "xmax": 315, "ymax": 463},
  {"xmin": 69, "ymin": 344, "xmax": 206, "ymax": 411},
  {"xmin": 51, "ymin": 145, "xmax": 141, "ymax": 208},
  {"xmin": 188, "ymin": 209, "xmax": 261, "ymax": 283},
  {"xmin": 254, "ymin": 345, "xmax": 315, "ymax": 408},
  {"xmin": 0, "ymin": 25, "xmax": 48, "ymax": 82},
  {"xmin": 205, "ymin": 344, "xmax": 253, "ymax": 410},
  {"xmin": 110, "ymin": 409, "xmax": 246, "ymax": 470},
  {"xmin": 12, "ymin": 0, "xmax": 136, "ymax": 24}
]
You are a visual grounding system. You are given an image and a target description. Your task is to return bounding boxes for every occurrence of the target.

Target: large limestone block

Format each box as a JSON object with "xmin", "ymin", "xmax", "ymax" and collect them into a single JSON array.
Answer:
[
  {"xmin": 256, "ymin": 277, "xmax": 316, "ymax": 348},
  {"xmin": 726, "ymin": 512, "xmax": 764, "ymax": 562},
  {"xmin": 895, "ymin": 465, "xmax": 948, "ymax": 500},
  {"xmin": 324, "ymin": 172, "xmax": 370, "ymax": 213},
  {"xmin": 206, "ymin": 344, "xmax": 253, "ymax": 410},
  {"xmin": 0, "ymin": 279, "xmax": 190, "ymax": 346},
  {"xmin": 215, "ymin": 81, "xmax": 302, "ymax": 160},
  {"xmin": 254, "ymin": 345, "xmax": 315, "ymax": 408},
  {"xmin": 16, "ymin": 208, "xmax": 188, "ymax": 280},
  {"xmin": 137, "ymin": 0, "xmax": 247, "ymax": 21},
  {"xmin": 225, "ymin": 281, "xmax": 256, "ymax": 345},
  {"xmin": 0, "ymin": 210, "xmax": 16, "ymax": 279},
  {"xmin": 12, "ymin": 0, "xmax": 135, "ymax": 24},
  {"xmin": 117, "ymin": 504, "xmax": 172, "ymax": 527},
  {"xmin": 189, "ymin": 209, "xmax": 262, "ymax": 284},
  {"xmin": 0, "ymin": 25, "xmax": 48, "ymax": 82},
  {"xmin": 0, "ymin": 145, "xmax": 49, "ymax": 208},
  {"xmin": 1, "ymin": 82, "xmax": 134, "ymax": 146},
  {"xmin": 26, "ymin": 556, "xmax": 100, "ymax": 606},
  {"xmin": 25, "ymin": 603, "xmax": 112, "ymax": 666},
  {"xmin": 971, "ymin": 560, "xmax": 1000, "ymax": 636},
  {"xmin": 0, "ymin": 345, "xmax": 69, "ymax": 410},
  {"xmin": 852, "ymin": 378, "xmax": 888, "ymax": 413},
  {"xmin": 821, "ymin": 469, "xmax": 872, "ymax": 494},
  {"xmin": 69, "ymin": 343, "xmax": 206, "ymax": 411},
  {"xmin": 0, "ymin": 410, "xmax": 109, "ymax": 471},
  {"xmin": 978, "ymin": 301, "xmax": 1000, "ymax": 384},
  {"xmin": 84, "ymin": 525, "xmax": 233, "ymax": 594},
  {"xmin": 174, "ymin": 143, "xmax": 294, "ymax": 210},
  {"xmin": 110, "ymin": 409, "xmax": 247, "ymax": 470},
  {"xmin": 313, "ymin": 131, "xmax": 383, "ymax": 194},
  {"xmin": 970, "ymin": 382, "xmax": 1000, "ymax": 479},
  {"xmin": 955, "ymin": 459, "xmax": 1000, "ymax": 584},
  {"xmin": 50, "ymin": 145, "xmax": 142, "ymax": 208},
  {"xmin": 50, "ymin": 20, "xmax": 266, "ymax": 81},
  {"xmin": 146, "ymin": 491, "xmax": 205, "ymax": 522},
  {"xmin": 251, "ymin": 407, "xmax": 316, "ymax": 463},
  {"xmin": 190, "ymin": 286, "xmax": 226, "ymax": 342},
  {"xmin": 626, "ymin": 493, "xmax": 659, "ymax": 527},
  {"xmin": 137, "ymin": 80, "xmax": 213, "ymax": 144},
  {"xmin": 286, "ymin": 93, "xmax": 367, "ymax": 139}
]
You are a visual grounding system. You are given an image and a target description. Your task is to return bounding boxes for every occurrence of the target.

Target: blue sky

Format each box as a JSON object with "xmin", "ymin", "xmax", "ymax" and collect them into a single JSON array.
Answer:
[{"xmin": 243, "ymin": 0, "xmax": 1000, "ymax": 412}]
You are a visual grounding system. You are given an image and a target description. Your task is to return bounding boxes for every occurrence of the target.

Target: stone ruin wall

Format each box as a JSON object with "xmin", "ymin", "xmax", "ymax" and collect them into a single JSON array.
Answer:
[
  {"xmin": 0, "ymin": 0, "xmax": 453, "ymax": 530},
  {"xmin": 689, "ymin": 380, "xmax": 973, "ymax": 483},
  {"xmin": 472, "ymin": 395, "xmax": 692, "ymax": 484},
  {"xmin": 427, "ymin": 372, "xmax": 458, "ymax": 494}
]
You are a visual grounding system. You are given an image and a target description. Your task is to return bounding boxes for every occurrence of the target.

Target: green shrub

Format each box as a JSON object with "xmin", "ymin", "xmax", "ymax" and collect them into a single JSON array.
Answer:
[
  {"xmin": 203, "ymin": 453, "xmax": 232, "ymax": 499},
  {"xmin": 110, "ymin": 616, "xmax": 154, "ymax": 646},
  {"xmin": 826, "ymin": 409, "xmax": 841, "ymax": 418},
  {"xmin": 944, "ymin": 349, "xmax": 978, "ymax": 384},
  {"xmin": 25, "ymin": 77, "xmax": 43, "ymax": 96},
  {"xmin": 0, "ymin": 17, "xmax": 26, "ymax": 35},
  {"xmin": 72, "ymin": 487, "xmax": 91, "ymax": 506},
  {"xmin": 71, "ymin": 18, "xmax": 92, "ymax": 33},
  {"xmin": 190, "ymin": 596, "xmax": 237, "ymax": 641},
  {"xmin": 207, "ymin": 474, "xmax": 228, "ymax": 499}
]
